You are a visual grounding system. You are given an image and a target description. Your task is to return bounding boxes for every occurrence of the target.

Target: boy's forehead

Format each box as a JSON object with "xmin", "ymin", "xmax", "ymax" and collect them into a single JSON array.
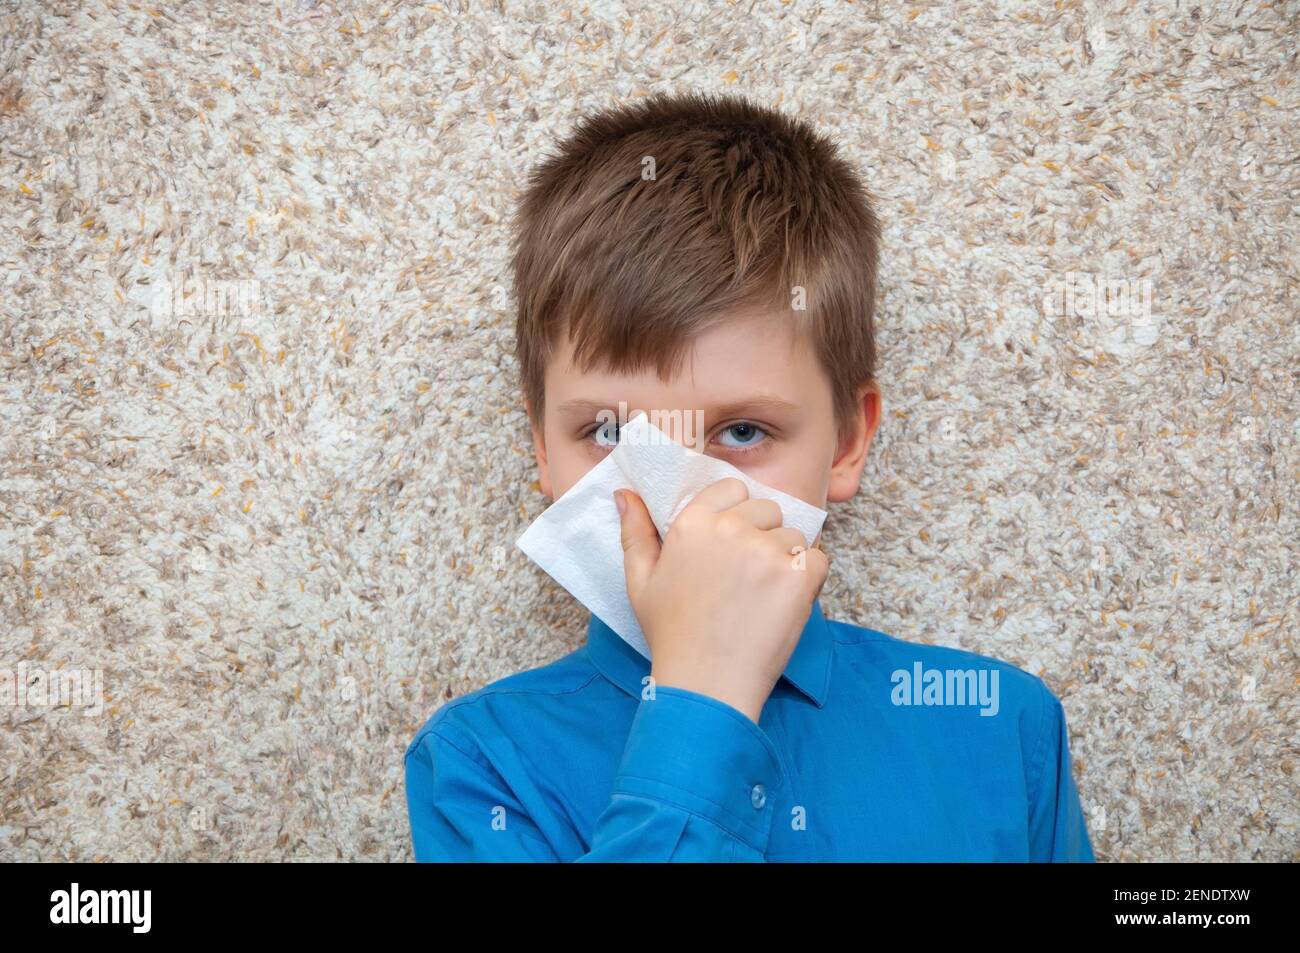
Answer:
[
  {"xmin": 543, "ymin": 309, "xmax": 823, "ymax": 414},
  {"xmin": 546, "ymin": 308, "xmax": 811, "ymax": 385}
]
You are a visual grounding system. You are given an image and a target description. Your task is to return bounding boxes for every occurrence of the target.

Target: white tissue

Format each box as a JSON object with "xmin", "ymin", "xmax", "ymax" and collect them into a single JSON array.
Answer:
[{"xmin": 516, "ymin": 412, "xmax": 828, "ymax": 659}]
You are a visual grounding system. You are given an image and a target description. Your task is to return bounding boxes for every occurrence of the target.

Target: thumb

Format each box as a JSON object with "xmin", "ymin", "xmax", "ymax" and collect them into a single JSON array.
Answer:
[{"xmin": 615, "ymin": 489, "xmax": 660, "ymax": 599}]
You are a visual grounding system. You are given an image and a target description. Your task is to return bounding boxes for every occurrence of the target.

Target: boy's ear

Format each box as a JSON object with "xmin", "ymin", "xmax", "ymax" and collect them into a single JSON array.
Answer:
[
  {"xmin": 826, "ymin": 382, "xmax": 882, "ymax": 503},
  {"xmin": 525, "ymin": 397, "xmax": 553, "ymax": 499}
]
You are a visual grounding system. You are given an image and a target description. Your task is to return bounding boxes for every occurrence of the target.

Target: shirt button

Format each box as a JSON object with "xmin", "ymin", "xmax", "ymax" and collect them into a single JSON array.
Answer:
[{"xmin": 750, "ymin": 783, "xmax": 767, "ymax": 810}]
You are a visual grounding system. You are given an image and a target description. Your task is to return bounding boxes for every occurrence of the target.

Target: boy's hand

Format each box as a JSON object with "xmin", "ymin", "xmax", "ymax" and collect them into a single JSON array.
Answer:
[{"xmin": 616, "ymin": 478, "xmax": 829, "ymax": 724}]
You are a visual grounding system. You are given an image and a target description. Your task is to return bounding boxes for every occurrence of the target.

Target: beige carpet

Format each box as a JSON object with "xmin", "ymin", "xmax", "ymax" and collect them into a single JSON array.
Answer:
[{"xmin": 1, "ymin": 0, "xmax": 1296, "ymax": 861}]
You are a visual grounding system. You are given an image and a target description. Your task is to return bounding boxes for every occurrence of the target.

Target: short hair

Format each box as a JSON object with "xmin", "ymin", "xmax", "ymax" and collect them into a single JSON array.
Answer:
[{"xmin": 512, "ymin": 91, "xmax": 881, "ymax": 441}]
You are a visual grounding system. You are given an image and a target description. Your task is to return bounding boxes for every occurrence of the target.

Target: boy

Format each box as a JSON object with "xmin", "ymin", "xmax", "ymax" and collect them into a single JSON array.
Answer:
[{"xmin": 404, "ymin": 92, "xmax": 1095, "ymax": 862}]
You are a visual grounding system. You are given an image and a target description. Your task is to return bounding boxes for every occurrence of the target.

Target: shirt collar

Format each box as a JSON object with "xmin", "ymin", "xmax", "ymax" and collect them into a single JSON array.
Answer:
[{"xmin": 584, "ymin": 598, "xmax": 833, "ymax": 708}]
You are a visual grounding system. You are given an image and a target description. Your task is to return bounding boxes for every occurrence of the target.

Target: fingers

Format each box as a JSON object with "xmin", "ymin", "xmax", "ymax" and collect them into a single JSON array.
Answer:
[
  {"xmin": 684, "ymin": 481, "xmax": 811, "ymax": 560},
  {"xmin": 681, "ymin": 479, "xmax": 785, "ymax": 535},
  {"xmin": 727, "ymin": 497, "xmax": 783, "ymax": 531},
  {"xmin": 803, "ymin": 545, "xmax": 831, "ymax": 599},
  {"xmin": 616, "ymin": 488, "xmax": 660, "ymax": 598},
  {"xmin": 631, "ymin": 475, "xmax": 827, "ymax": 600},
  {"xmin": 682, "ymin": 476, "xmax": 750, "ymax": 514},
  {"xmin": 770, "ymin": 527, "xmax": 829, "ymax": 595},
  {"xmin": 769, "ymin": 525, "xmax": 812, "ymax": 555}
]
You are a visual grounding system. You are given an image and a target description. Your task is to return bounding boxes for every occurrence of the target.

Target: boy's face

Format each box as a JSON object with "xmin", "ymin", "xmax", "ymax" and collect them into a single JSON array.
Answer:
[{"xmin": 527, "ymin": 308, "xmax": 882, "ymax": 531}]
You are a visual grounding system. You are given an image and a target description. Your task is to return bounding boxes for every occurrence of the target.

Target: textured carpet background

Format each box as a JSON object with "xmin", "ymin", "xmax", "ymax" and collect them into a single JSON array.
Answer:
[{"xmin": 1, "ymin": 0, "xmax": 1296, "ymax": 861}]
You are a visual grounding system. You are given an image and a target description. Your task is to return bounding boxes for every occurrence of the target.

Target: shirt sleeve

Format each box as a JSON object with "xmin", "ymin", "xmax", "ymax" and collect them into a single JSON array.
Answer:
[
  {"xmin": 404, "ymin": 685, "xmax": 784, "ymax": 862},
  {"xmin": 1025, "ymin": 684, "xmax": 1095, "ymax": 862}
]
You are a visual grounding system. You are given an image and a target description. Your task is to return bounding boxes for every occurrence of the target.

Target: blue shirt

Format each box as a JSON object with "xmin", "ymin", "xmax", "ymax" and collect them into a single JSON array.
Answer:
[{"xmin": 404, "ymin": 599, "xmax": 1095, "ymax": 861}]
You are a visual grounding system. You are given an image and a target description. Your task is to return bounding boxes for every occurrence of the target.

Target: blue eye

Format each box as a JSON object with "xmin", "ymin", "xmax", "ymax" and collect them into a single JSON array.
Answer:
[
  {"xmin": 717, "ymin": 422, "xmax": 767, "ymax": 450},
  {"xmin": 588, "ymin": 421, "xmax": 619, "ymax": 447}
]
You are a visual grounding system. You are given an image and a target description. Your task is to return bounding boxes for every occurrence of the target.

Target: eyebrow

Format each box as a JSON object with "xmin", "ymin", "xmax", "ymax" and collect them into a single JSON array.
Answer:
[{"xmin": 554, "ymin": 395, "xmax": 801, "ymax": 420}]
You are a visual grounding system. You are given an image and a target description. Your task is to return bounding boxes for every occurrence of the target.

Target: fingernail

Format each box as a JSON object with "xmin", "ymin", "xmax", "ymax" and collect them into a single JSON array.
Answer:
[{"xmin": 613, "ymin": 490, "xmax": 626, "ymax": 515}]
